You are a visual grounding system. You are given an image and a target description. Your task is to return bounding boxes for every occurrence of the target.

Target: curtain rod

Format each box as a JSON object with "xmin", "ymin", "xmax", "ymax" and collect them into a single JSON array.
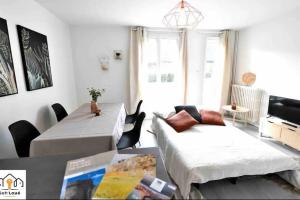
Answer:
[{"xmin": 131, "ymin": 27, "xmax": 221, "ymax": 34}]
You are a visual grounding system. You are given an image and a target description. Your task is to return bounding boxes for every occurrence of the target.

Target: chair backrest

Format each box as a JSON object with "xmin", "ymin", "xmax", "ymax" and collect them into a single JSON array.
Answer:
[
  {"xmin": 8, "ymin": 120, "xmax": 41, "ymax": 157},
  {"xmin": 134, "ymin": 100, "xmax": 143, "ymax": 116},
  {"xmin": 52, "ymin": 103, "xmax": 68, "ymax": 122},
  {"xmin": 130, "ymin": 112, "xmax": 146, "ymax": 146}
]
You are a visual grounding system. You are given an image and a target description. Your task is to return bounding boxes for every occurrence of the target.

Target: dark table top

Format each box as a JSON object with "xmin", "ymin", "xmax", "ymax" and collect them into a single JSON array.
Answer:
[{"xmin": 0, "ymin": 147, "xmax": 170, "ymax": 199}]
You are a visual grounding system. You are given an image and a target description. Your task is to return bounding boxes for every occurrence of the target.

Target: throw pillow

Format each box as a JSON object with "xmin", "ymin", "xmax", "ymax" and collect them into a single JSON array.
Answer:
[
  {"xmin": 166, "ymin": 110, "xmax": 198, "ymax": 132},
  {"xmin": 174, "ymin": 105, "xmax": 202, "ymax": 123},
  {"xmin": 199, "ymin": 109, "xmax": 225, "ymax": 126}
]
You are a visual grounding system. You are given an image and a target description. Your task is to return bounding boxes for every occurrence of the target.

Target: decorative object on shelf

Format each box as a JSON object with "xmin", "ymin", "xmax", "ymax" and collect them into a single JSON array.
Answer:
[
  {"xmin": 242, "ymin": 72, "xmax": 256, "ymax": 86},
  {"xmin": 88, "ymin": 87, "xmax": 105, "ymax": 114},
  {"xmin": 0, "ymin": 17, "xmax": 18, "ymax": 97},
  {"xmin": 113, "ymin": 50, "xmax": 123, "ymax": 60},
  {"xmin": 17, "ymin": 25, "xmax": 53, "ymax": 91},
  {"xmin": 99, "ymin": 56, "xmax": 109, "ymax": 70},
  {"xmin": 231, "ymin": 102, "xmax": 237, "ymax": 110},
  {"xmin": 163, "ymin": 0, "xmax": 204, "ymax": 29}
]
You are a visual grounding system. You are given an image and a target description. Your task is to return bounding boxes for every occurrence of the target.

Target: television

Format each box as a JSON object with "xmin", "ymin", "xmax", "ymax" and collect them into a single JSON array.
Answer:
[{"xmin": 268, "ymin": 95, "xmax": 300, "ymax": 126}]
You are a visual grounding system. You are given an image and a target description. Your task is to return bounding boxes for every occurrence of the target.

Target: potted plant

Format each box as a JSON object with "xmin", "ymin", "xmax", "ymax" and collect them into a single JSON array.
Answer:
[{"xmin": 88, "ymin": 88, "xmax": 105, "ymax": 113}]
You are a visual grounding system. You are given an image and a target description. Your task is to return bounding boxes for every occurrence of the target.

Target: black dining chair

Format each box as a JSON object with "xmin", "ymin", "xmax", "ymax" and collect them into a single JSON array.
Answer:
[
  {"xmin": 125, "ymin": 100, "xmax": 143, "ymax": 124},
  {"xmin": 52, "ymin": 103, "xmax": 68, "ymax": 122},
  {"xmin": 8, "ymin": 120, "xmax": 41, "ymax": 157},
  {"xmin": 117, "ymin": 112, "xmax": 146, "ymax": 150}
]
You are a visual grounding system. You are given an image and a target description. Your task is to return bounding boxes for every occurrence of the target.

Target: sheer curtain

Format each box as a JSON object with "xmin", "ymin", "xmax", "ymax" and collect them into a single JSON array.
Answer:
[
  {"xmin": 179, "ymin": 29, "xmax": 189, "ymax": 104},
  {"xmin": 129, "ymin": 27, "xmax": 146, "ymax": 112},
  {"xmin": 219, "ymin": 30, "xmax": 238, "ymax": 110}
]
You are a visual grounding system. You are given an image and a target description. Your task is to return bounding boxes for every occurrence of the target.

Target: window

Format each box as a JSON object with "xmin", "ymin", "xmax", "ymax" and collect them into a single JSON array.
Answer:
[
  {"xmin": 204, "ymin": 37, "xmax": 219, "ymax": 79},
  {"xmin": 141, "ymin": 32, "xmax": 182, "ymax": 115},
  {"xmin": 202, "ymin": 36, "xmax": 222, "ymax": 110},
  {"xmin": 145, "ymin": 37, "xmax": 179, "ymax": 84}
]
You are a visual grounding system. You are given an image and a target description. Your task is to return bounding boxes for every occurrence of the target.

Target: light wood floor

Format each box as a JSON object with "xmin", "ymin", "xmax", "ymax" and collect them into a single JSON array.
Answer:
[{"xmin": 138, "ymin": 119, "xmax": 300, "ymax": 199}]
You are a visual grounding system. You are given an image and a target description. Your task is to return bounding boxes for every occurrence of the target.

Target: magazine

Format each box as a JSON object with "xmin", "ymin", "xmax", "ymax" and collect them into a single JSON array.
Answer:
[
  {"xmin": 60, "ymin": 167, "xmax": 106, "ymax": 199},
  {"xmin": 60, "ymin": 151, "xmax": 175, "ymax": 200},
  {"xmin": 60, "ymin": 150, "xmax": 117, "ymax": 199},
  {"xmin": 127, "ymin": 175, "xmax": 177, "ymax": 200},
  {"xmin": 93, "ymin": 154, "xmax": 156, "ymax": 199}
]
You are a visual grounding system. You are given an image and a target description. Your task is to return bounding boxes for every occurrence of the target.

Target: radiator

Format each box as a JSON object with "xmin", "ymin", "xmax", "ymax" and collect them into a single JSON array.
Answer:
[{"xmin": 231, "ymin": 84, "xmax": 263, "ymax": 125}]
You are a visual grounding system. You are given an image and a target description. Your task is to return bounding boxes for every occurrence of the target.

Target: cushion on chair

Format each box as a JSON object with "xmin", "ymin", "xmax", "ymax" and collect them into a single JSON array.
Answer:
[
  {"xmin": 175, "ymin": 105, "xmax": 202, "ymax": 123},
  {"xmin": 166, "ymin": 110, "xmax": 198, "ymax": 132},
  {"xmin": 199, "ymin": 109, "xmax": 225, "ymax": 126}
]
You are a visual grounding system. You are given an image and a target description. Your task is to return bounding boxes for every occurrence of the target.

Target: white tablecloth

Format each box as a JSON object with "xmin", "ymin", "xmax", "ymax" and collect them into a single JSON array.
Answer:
[{"xmin": 30, "ymin": 103, "xmax": 126, "ymax": 157}]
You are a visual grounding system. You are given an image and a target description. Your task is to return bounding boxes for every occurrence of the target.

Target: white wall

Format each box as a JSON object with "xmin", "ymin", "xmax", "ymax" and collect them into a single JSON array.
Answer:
[
  {"xmin": 70, "ymin": 26, "xmax": 129, "ymax": 108},
  {"xmin": 0, "ymin": 0, "xmax": 78, "ymax": 158},
  {"xmin": 236, "ymin": 8, "xmax": 300, "ymax": 101}
]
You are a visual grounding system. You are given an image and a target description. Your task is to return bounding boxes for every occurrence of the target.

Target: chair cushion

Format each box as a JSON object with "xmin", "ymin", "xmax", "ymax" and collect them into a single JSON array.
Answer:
[
  {"xmin": 166, "ymin": 110, "xmax": 198, "ymax": 132},
  {"xmin": 199, "ymin": 109, "xmax": 225, "ymax": 126},
  {"xmin": 175, "ymin": 105, "xmax": 202, "ymax": 123}
]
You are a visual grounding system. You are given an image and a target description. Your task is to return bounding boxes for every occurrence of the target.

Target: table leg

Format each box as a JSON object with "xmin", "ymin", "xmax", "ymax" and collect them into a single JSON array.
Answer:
[
  {"xmin": 233, "ymin": 113, "xmax": 236, "ymax": 126},
  {"xmin": 244, "ymin": 112, "xmax": 249, "ymax": 126}
]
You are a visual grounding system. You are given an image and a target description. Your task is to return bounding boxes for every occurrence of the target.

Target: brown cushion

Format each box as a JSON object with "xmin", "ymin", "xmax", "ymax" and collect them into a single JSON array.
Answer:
[
  {"xmin": 166, "ymin": 110, "xmax": 198, "ymax": 132},
  {"xmin": 199, "ymin": 109, "xmax": 225, "ymax": 126},
  {"xmin": 175, "ymin": 105, "xmax": 202, "ymax": 123}
]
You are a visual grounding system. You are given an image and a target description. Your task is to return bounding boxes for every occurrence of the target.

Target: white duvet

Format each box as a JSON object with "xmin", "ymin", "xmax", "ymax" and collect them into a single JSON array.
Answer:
[{"xmin": 152, "ymin": 116, "xmax": 300, "ymax": 198}]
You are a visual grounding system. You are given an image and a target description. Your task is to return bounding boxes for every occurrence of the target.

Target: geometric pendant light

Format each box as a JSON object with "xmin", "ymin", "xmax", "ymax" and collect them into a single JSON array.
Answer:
[{"xmin": 163, "ymin": 0, "xmax": 204, "ymax": 29}]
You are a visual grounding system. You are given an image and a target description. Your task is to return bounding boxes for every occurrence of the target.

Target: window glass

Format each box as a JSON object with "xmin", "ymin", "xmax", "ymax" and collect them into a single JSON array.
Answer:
[
  {"xmin": 202, "ymin": 36, "xmax": 222, "ymax": 110},
  {"xmin": 142, "ymin": 32, "xmax": 181, "ymax": 116}
]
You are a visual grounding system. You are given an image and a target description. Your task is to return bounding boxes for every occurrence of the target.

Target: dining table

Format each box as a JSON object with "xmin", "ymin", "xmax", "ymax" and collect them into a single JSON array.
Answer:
[{"xmin": 30, "ymin": 103, "xmax": 126, "ymax": 157}]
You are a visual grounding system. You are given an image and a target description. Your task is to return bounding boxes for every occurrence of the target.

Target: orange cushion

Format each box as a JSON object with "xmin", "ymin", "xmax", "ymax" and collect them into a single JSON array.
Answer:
[
  {"xmin": 166, "ymin": 110, "xmax": 198, "ymax": 132},
  {"xmin": 199, "ymin": 109, "xmax": 225, "ymax": 126}
]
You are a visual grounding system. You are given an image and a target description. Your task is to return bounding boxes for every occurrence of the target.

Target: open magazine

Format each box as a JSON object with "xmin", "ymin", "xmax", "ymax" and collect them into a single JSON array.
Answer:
[{"xmin": 60, "ymin": 151, "xmax": 176, "ymax": 199}]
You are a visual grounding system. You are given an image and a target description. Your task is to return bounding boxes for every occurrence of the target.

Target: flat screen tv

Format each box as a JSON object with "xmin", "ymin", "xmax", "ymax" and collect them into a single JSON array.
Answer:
[{"xmin": 268, "ymin": 95, "xmax": 300, "ymax": 126}]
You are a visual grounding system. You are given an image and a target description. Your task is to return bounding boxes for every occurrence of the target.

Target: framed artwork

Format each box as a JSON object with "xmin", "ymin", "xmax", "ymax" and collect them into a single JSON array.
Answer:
[
  {"xmin": 0, "ymin": 17, "xmax": 18, "ymax": 97},
  {"xmin": 17, "ymin": 25, "xmax": 53, "ymax": 91}
]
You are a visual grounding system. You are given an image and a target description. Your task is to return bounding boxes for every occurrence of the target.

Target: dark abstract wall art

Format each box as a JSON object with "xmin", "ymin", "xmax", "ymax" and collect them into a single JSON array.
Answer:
[
  {"xmin": 0, "ymin": 17, "xmax": 18, "ymax": 97},
  {"xmin": 17, "ymin": 25, "xmax": 53, "ymax": 91}
]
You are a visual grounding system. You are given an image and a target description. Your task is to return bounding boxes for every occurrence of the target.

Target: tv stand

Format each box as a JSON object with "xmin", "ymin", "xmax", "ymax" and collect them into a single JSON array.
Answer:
[
  {"xmin": 260, "ymin": 117, "xmax": 300, "ymax": 151},
  {"xmin": 282, "ymin": 121, "xmax": 298, "ymax": 129}
]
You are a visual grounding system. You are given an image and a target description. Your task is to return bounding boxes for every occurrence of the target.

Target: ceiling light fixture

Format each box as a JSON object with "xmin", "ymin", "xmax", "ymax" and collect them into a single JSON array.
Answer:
[{"xmin": 163, "ymin": 0, "xmax": 204, "ymax": 29}]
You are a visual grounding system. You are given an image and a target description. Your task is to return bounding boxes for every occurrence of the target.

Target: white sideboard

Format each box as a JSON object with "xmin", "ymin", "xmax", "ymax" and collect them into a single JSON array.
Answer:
[{"xmin": 260, "ymin": 117, "xmax": 300, "ymax": 151}]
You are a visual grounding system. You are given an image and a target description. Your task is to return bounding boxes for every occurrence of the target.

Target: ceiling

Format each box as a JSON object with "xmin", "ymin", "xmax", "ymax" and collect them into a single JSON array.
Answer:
[{"xmin": 36, "ymin": 0, "xmax": 300, "ymax": 30}]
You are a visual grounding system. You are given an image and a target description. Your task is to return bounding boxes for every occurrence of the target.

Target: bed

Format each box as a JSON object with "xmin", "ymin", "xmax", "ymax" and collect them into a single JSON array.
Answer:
[{"xmin": 151, "ymin": 115, "xmax": 300, "ymax": 198}]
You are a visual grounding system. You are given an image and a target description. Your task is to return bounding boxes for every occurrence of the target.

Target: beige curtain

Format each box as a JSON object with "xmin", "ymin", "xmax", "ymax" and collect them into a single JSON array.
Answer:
[
  {"xmin": 129, "ymin": 27, "xmax": 145, "ymax": 113},
  {"xmin": 219, "ymin": 30, "xmax": 238, "ymax": 109},
  {"xmin": 179, "ymin": 29, "xmax": 189, "ymax": 104}
]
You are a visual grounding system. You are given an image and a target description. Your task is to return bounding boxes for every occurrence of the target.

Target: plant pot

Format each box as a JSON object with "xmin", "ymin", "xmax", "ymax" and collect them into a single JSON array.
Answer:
[{"xmin": 91, "ymin": 101, "xmax": 98, "ymax": 113}]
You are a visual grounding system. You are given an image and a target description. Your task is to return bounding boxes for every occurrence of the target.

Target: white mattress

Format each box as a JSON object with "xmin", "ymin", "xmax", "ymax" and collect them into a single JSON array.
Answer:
[{"xmin": 151, "ymin": 116, "xmax": 300, "ymax": 198}]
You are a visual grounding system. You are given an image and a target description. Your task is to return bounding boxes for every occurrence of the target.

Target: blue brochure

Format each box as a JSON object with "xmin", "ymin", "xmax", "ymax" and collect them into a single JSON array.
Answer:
[{"xmin": 60, "ymin": 167, "xmax": 106, "ymax": 199}]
